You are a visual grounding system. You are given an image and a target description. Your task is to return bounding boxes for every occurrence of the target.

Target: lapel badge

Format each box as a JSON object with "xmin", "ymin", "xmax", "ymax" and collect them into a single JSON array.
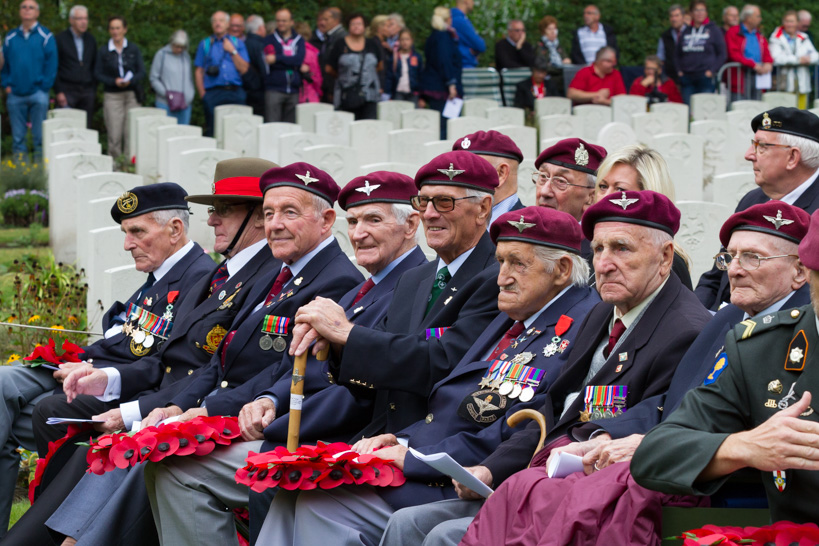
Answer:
[
  {"xmin": 784, "ymin": 330, "xmax": 807, "ymax": 371},
  {"xmin": 762, "ymin": 315, "xmax": 773, "ymax": 324},
  {"xmin": 444, "ymin": 296, "xmax": 453, "ymax": 305},
  {"xmin": 294, "ymin": 277, "xmax": 303, "ymax": 286},
  {"xmin": 144, "ymin": 297, "xmax": 153, "ymax": 306},
  {"xmin": 768, "ymin": 379, "xmax": 783, "ymax": 394},
  {"xmin": 618, "ymin": 352, "xmax": 628, "ymax": 362},
  {"xmin": 615, "ymin": 364, "xmax": 623, "ymax": 373},
  {"xmin": 765, "ymin": 398, "xmax": 777, "ymax": 408},
  {"xmin": 773, "ymin": 470, "xmax": 786, "ymax": 492},
  {"xmin": 218, "ymin": 290, "xmax": 227, "ymax": 301},
  {"xmin": 353, "ymin": 306, "xmax": 364, "ymax": 314}
]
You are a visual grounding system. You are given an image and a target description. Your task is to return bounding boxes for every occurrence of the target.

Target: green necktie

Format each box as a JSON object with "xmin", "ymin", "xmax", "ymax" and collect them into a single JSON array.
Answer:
[{"xmin": 426, "ymin": 266, "xmax": 451, "ymax": 315}]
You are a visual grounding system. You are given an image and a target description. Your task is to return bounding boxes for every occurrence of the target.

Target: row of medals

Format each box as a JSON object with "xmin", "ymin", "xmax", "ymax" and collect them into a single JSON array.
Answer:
[
  {"xmin": 259, "ymin": 333, "xmax": 287, "ymax": 352},
  {"xmin": 122, "ymin": 303, "xmax": 173, "ymax": 352},
  {"xmin": 483, "ymin": 350, "xmax": 538, "ymax": 403}
]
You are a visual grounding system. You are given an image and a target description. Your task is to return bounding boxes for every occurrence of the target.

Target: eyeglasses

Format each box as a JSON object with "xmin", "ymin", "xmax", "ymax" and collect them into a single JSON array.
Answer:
[
  {"xmin": 207, "ymin": 202, "xmax": 248, "ymax": 217},
  {"xmin": 410, "ymin": 195, "xmax": 478, "ymax": 213},
  {"xmin": 714, "ymin": 251, "xmax": 798, "ymax": 271},
  {"xmin": 750, "ymin": 139, "xmax": 792, "ymax": 155},
  {"xmin": 531, "ymin": 172, "xmax": 592, "ymax": 191}
]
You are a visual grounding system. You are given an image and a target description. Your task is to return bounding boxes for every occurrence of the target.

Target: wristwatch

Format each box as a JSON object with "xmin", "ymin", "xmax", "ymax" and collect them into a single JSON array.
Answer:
[{"xmin": 230, "ymin": 49, "xmax": 238, "ymax": 56}]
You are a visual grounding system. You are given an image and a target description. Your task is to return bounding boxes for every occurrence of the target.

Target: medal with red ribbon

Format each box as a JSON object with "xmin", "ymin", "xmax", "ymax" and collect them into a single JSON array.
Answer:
[{"xmin": 542, "ymin": 315, "xmax": 574, "ymax": 357}]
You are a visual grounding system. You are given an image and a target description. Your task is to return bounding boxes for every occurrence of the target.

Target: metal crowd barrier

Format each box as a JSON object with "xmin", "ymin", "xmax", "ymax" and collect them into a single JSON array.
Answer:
[{"xmin": 716, "ymin": 61, "xmax": 819, "ymax": 107}]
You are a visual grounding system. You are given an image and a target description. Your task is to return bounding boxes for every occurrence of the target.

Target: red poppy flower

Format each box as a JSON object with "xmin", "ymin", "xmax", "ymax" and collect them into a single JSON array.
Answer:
[
  {"xmin": 147, "ymin": 433, "xmax": 180, "ymax": 462},
  {"xmin": 24, "ymin": 338, "xmax": 60, "ymax": 364},
  {"xmin": 317, "ymin": 465, "xmax": 355, "ymax": 489},
  {"xmin": 250, "ymin": 465, "xmax": 286, "ymax": 493},
  {"xmin": 135, "ymin": 433, "xmax": 158, "ymax": 462},
  {"xmin": 59, "ymin": 339, "xmax": 85, "ymax": 362},
  {"xmin": 109, "ymin": 436, "xmax": 140, "ymax": 469},
  {"xmin": 173, "ymin": 432, "xmax": 199, "ymax": 456},
  {"xmin": 280, "ymin": 464, "xmax": 316, "ymax": 490}
]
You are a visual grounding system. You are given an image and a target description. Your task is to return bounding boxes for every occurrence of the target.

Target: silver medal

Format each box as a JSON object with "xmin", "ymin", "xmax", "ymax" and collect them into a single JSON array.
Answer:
[
  {"xmin": 259, "ymin": 335, "xmax": 274, "ymax": 351},
  {"xmin": 509, "ymin": 384, "xmax": 523, "ymax": 399},
  {"xmin": 519, "ymin": 386, "xmax": 535, "ymax": 402},
  {"xmin": 132, "ymin": 330, "xmax": 146, "ymax": 344},
  {"xmin": 142, "ymin": 334, "xmax": 155, "ymax": 348},
  {"xmin": 498, "ymin": 381, "xmax": 514, "ymax": 396},
  {"xmin": 272, "ymin": 336, "xmax": 287, "ymax": 352}
]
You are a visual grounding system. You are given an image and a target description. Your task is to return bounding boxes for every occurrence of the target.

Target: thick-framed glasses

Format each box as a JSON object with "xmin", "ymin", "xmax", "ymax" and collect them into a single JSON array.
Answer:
[
  {"xmin": 531, "ymin": 172, "xmax": 591, "ymax": 191},
  {"xmin": 207, "ymin": 202, "xmax": 248, "ymax": 217},
  {"xmin": 714, "ymin": 251, "xmax": 798, "ymax": 271},
  {"xmin": 750, "ymin": 139, "xmax": 792, "ymax": 155},
  {"xmin": 410, "ymin": 195, "xmax": 478, "ymax": 213}
]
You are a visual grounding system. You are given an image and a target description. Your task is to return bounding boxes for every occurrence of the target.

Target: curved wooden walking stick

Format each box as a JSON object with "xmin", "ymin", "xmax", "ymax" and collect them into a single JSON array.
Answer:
[
  {"xmin": 287, "ymin": 347, "xmax": 329, "ymax": 451},
  {"xmin": 506, "ymin": 409, "xmax": 547, "ymax": 468}
]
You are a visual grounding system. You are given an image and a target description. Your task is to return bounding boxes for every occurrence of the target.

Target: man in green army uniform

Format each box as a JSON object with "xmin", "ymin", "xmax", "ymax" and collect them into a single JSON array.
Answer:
[{"xmin": 632, "ymin": 208, "xmax": 819, "ymax": 524}]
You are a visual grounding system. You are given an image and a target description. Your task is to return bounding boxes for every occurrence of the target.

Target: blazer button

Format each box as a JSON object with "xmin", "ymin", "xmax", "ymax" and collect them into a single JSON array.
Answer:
[
  {"xmin": 221, "ymin": 380, "xmax": 228, "ymax": 388},
  {"xmin": 425, "ymin": 413, "xmax": 434, "ymax": 423},
  {"xmin": 389, "ymin": 403, "xmax": 396, "ymax": 411},
  {"xmin": 165, "ymin": 366, "xmax": 172, "ymax": 373},
  {"xmin": 187, "ymin": 369, "xmax": 193, "ymax": 375}
]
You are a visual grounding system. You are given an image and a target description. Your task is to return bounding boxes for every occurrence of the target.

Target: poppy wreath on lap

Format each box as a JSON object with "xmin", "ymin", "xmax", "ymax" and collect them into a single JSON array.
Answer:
[
  {"xmin": 235, "ymin": 442, "xmax": 406, "ymax": 493},
  {"xmin": 83, "ymin": 416, "xmax": 241, "ymax": 474},
  {"xmin": 23, "ymin": 338, "xmax": 84, "ymax": 367}
]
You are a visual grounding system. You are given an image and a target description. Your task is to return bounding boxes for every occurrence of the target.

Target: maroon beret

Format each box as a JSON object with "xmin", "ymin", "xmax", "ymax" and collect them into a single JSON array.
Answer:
[
  {"xmin": 490, "ymin": 206, "xmax": 582, "ymax": 254},
  {"xmin": 719, "ymin": 202, "xmax": 811, "ymax": 248},
  {"xmin": 259, "ymin": 162, "xmax": 339, "ymax": 204},
  {"xmin": 338, "ymin": 171, "xmax": 417, "ymax": 210},
  {"xmin": 798, "ymin": 209, "xmax": 819, "ymax": 270},
  {"xmin": 452, "ymin": 130, "xmax": 524, "ymax": 163},
  {"xmin": 414, "ymin": 150, "xmax": 499, "ymax": 194},
  {"xmin": 535, "ymin": 138, "xmax": 607, "ymax": 175},
  {"xmin": 581, "ymin": 190, "xmax": 680, "ymax": 240}
]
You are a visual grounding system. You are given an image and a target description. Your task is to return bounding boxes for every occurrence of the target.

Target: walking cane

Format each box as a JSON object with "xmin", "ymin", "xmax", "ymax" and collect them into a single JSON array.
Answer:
[{"xmin": 287, "ymin": 347, "xmax": 329, "ymax": 451}]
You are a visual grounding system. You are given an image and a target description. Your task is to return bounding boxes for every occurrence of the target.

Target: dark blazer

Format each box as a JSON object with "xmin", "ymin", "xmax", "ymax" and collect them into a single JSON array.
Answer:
[
  {"xmin": 95, "ymin": 40, "xmax": 145, "ymax": 95},
  {"xmin": 420, "ymin": 29, "xmax": 463, "ymax": 97},
  {"xmin": 377, "ymin": 285, "xmax": 600, "ymax": 510},
  {"xmin": 482, "ymin": 273, "xmax": 712, "ymax": 484},
  {"xmin": 339, "ymin": 232, "xmax": 500, "ymax": 437},
  {"xmin": 111, "ymin": 244, "xmax": 279, "ymax": 403},
  {"xmin": 695, "ymin": 180, "xmax": 819, "ymax": 310},
  {"xmin": 659, "ymin": 26, "xmax": 682, "ymax": 83},
  {"xmin": 494, "ymin": 39, "xmax": 535, "ymax": 70},
  {"xmin": 81, "ymin": 243, "xmax": 214, "ymax": 368},
  {"xmin": 160, "ymin": 239, "xmax": 363, "ymax": 417},
  {"xmin": 243, "ymin": 33, "xmax": 267, "ymax": 113},
  {"xmin": 586, "ymin": 286, "xmax": 811, "ymax": 441},
  {"xmin": 54, "ymin": 29, "xmax": 97, "ymax": 91},
  {"xmin": 570, "ymin": 23, "xmax": 618, "ymax": 65}
]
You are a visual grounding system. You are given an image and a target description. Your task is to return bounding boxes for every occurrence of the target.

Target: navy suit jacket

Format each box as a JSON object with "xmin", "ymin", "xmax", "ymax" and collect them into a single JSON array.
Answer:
[
  {"xmin": 159, "ymin": 239, "xmax": 363, "ymax": 417},
  {"xmin": 114, "ymin": 244, "xmax": 279, "ymax": 402},
  {"xmin": 82, "ymin": 243, "xmax": 214, "ymax": 367},
  {"xmin": 583, "ymin": 286, "xmax": 812, "ymax": 440},
  {"xmin": 377, "ymin": 285, "xmax": 600, "ymax": 510},
  {"xmin": 340, "ymin": 232, "xmax": 501, "ymax": 437},
  {"xmin": 482, "ymin": 272, "xmax": 712, "ymax": 484},
  {"xmin": 695, "ymin": 181, "xmax": 819, "ymax": 310}
]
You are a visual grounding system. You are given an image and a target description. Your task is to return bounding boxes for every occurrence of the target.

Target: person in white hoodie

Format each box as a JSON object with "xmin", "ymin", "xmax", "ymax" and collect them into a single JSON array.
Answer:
[{"xmin": 769, "ymin": 10, "xmax": 819, "ymax": 109}]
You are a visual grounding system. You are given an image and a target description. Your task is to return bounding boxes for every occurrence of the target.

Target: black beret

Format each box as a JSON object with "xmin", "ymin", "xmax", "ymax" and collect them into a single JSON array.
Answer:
[
  {"xmin": 111, "ymin": 183, "xmax": 190, "ymax": 224},
  {"xmin": 751, "ymin": 107, "xmax": 819, "ymax": 143}
]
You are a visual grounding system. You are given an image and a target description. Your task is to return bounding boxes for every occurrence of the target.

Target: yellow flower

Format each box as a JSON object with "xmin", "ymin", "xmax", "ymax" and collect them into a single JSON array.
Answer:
[
  {"xmin": 6, "ymin": 316, "xmax": 16, "ymax": 323},
  {"xmin": 49, "ymin": 325, "xmax": 64, "ymax": 330},
  {"xmin": 68, "ymin": 315, "xmax": 79, "ymax": 325},
  {"xmin": 6, "ymin": 354, "xmax": 20, "ymax": 364},
  {"xmin": 27, "ymin": 315, "xmax": 41, "ymax": 324}
]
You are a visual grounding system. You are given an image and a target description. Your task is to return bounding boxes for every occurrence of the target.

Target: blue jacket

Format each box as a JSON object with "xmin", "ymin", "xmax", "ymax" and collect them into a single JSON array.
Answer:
[
  {"xmin": 420, "ymin": 30, "xmax": 463, "ymax": 97},
  {"xmin": 385, "ymin": 48, "xmax": 422, "ymax": 96},
  {"xmin": 1, "ymin": 23, "xmax": 57, "ymax": 96},
  {"xmin": 263, "ymin": 31, "xmax": 306, "ymax": 94},
  {"xmin": 450, "ymin": 8, "xmax": 485, "ymax": 68}
]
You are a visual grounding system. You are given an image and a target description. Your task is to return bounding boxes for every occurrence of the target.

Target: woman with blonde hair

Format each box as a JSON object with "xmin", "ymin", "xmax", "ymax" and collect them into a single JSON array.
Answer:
[{"xmin": 594, "ymin": 143, "xmax": 693, "ymax": 289}]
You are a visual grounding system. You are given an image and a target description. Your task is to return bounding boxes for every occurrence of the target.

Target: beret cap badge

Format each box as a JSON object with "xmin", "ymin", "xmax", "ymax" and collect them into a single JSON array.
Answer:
[
  {"xmin": 355, "ymin": 180, "xmax": 381, "ymax": 196},
  {"xmin": 574, "ymin": 142, "xmax": 590, "ymax": 167},
  {"xmin": 117, "ymin": 192, "xmax": 138, "ymax": 214},
  {"xmin": 295, "ymin": 171, "xmax": 319, "ymax": 185},
  {"xmin": 762, "ymin": 112, "xmax": 772, "ymax": 129},
  {"xmin": 507, "ymin": 215, "xmax": 536, "ymax": 233},
  {"xmin": 461, "ymin": 137, "xmax": 471, "ymax": 149},
  {"xmin": 763, "ymin": 210, "xmax": 794, "ymax": 230},
  {"xmin": 437, "ymin": 163, "xmax": 466, "ymax": 180},
  {"xmin": 610, "ymin": 191, "xmax": 639, "ymax": 210}
]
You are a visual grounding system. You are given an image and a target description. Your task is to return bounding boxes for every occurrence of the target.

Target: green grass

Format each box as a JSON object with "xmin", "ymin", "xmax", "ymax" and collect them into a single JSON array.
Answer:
[
  {"xmin": 0, "ymin": 226, "xmax": 48, "ymax": 248},
  {"xmin": 8, "ymin": 499, "xmax": 29, "ymax": 529}
]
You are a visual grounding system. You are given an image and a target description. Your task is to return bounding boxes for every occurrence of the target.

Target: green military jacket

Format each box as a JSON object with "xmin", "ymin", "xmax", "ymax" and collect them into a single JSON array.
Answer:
[{"xmin": 631, "ymin": 304, "xmax": 819, "ymax": 524}]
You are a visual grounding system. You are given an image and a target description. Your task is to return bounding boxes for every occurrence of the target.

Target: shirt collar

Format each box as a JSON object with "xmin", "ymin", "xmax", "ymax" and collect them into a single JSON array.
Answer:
[
  {"xmin": 523, "ymin": 285, "xmax": 573, "ymax": 328},
  {"xmin": 490, "ymin": 194, "xmax": 520, "ymax": 226},
  {"xmin": 225, "ymin": 239, "xmax": 267, "ymax": 278},
  {"xmin": 108, "ymin": 37, "xmax": 128, "ymax": 51},
  {"xmin": 71, "ymin": 29, "xmax": 83, "ymax": 40},
  {"xmin": 612, "ymin": 275, "xmax": 669, "ymax": 329},
  {"xmin": 743, "ymin": 290, "xmax": 795, "ymax": 320},
  {"xmin": 436, "ymin": 245, "xmax": 476, "ymax": 277},
  {"xmin": 371, "ymin": 246, "xmax": 419, "ymax": 284},
  {"xmin": 151, "ymin": 240, "xmax": 194, "ymax": 283},
  {"xmin": 780, "ymin": 167, "xmax": 819, "ymax": 205},
  {"xmin": 283, "ymin": 235, "xmax": 333, "ymax": 277},
  {"xmin": 740, "ymin": 23, "xmax": 757, "ymax": 36}
]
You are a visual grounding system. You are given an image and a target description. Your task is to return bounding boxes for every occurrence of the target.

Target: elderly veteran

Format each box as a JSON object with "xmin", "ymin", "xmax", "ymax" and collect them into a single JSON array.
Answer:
[
  {"xmin": 144, "ymin": 171, "xmax": 429, "ymax": 546},
  {"xmin": 696, "ymin": 106, "xmax": 819, "ymax": 311},
  {"xmin": 382, "ymin": 190, "xmax": 711, "ymax": 546},
  {"xmin": 457, "ymin": 201, "xmax": 812, "ymax": 546},
  {"xmin": 289, "ymin": 150, "xmax": 501, "ymax": 438},
  {"xmin": 452, "ymin": 130, "xmax": 525, "ymax": 223},
  {"xmin": 0, "ymin": 182, "xmax": 213, "ymax": 539},
  {"xmin": 633, "ymin": 206, "xmax": 819, "ymax": 524},
  {"xmin": 257, "ymin": 206, "xmax": 600, "ymax": 545}
]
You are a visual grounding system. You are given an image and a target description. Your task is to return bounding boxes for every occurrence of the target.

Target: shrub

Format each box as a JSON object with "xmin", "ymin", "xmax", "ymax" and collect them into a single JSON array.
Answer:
[
  {"xmin": 0, "ymin": 190, "xmax": 49, "ymax": 228},
  {"xmin": 0, "ymin": 160, "xmax": 47, "ymax": 194}
]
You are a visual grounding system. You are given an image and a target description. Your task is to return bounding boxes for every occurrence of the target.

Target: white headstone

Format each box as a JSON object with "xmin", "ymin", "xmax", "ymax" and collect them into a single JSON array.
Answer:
[
  {"xmin": 611, "ymin": 95, "xmax": 647, "ymax": 124},
  {"xmin": 278, "ymin": 132, "xmax": 332, "ymax": 164},
  {"xmin": 809, "ymin": 108, "xmax": 819, "ymax": 118},
  {"xmin": 485, "ymin": 107, "xmax": 525, "ymax": 127},
  {"xmin": 222, "ymin": 114, "xmax": 262, "ymax": 157},
  {"xmin": 712, "ymin": 171, "xmax": 757, "ymax": 210},
  {"xmin": 214, "ymin": 105, "xmax": 252, "ymax": 147},
  {"xmin": 156, "ymin": 125, "xmax": 203, "ymax": 182},
  {"xmin": 164, "ymin": 137, "xmax": 218, "ymax": 182},
  {"xmin": 49, "ymin": 140, "xmax": 101, "ymax": 162},
  {"xmin": 303, "ymin": 144, "xmax": 358, "ymax": 186},
  {"xmin": 596, "ymin": 122, "xmax": 638, "ymax": 153},
  {"xmin": 631, "ymin": 112, "xmax": 674, "ymax": 145},
  {"xmin": 539, "ymin": 137, "xmax": 564, "ymax": 152},
  {"xmin": 257, "ymin": 122, "xmax": 301, "ymax": 163},
  {"xmin": 388, "ymin": 129, "xmax": 435, "ymax": 165},
  {"xmin": 93, "ymin": 264, "xmax": 146, "ymax": 333},
  {"xmin": 76, "ymin": 196, "xmax": 118, "ymax": 270},
  {"xmin": 649, "ymin": 102, "xmax": 689, "ymax": 134},
  {"xmin": 295, "ymin": 103, "xmax": 333, "ymax": 134},
  {"xmin": 314, "ymin": 110, "xmax": 354, "ymax": 146},
  {"xmin": 676, "ymin": 200, "xmax": 733, "ymax": 281},
  {"xmin": 490, "ymin": 125, "xmax": 537, "ymax": 161},
  {"xmin": 572, "ymin": 105, "xmax": 612, "ymax": 141},
  {"xmin": 126, "ymin": 107, "xmax": 165, "ymax": 159},
  {"xmin": 401, "ymin": 109, "xmax": 440, "ymax": 136},
  {"xmin": 350, "ymin": 120, "xmax": 393, "ymax": 166},
  {"xmin": 730, "ymin": 100, "xmax": 766, "ymax": 114},
  {"xmin": 136, "ymin": 117, "xmax": 177, "ymax": 181},
  {"xmin": 516, "ymin": 160, "xmax": 538, "ymax": 207},
  {"xmin": 462, "ymin": 98, "xmax": 497, "ymax": 118},
  {"xmin": 537, "ymin": 114, "xmax": 582, "ymax": 145},
  {"xmin": 690, "ymin": 120, "xmax": 744, "ymax": 186},
  {"xmin": 725, "ymin": 110, "xmax": 755, "ymax": 169},
  {"xmin": 85, "ymin": 226, "xmax": 134, "ymax": 333},
  {"xmin": 332, "ymin": 215, "xmax": 355, "ymax": 258},
  {"xmin": 178, "ymin": 149, "xmax": 237, "ymax": 248},
  {"xmin": 42, "ymin": 118, "xmax": 85, "ymax": 163},
  {"xmin": 446, "ymin": 116, "xmax": 491, "ymax": 140},
  {"xmin": 762, "ymin": 91, "xmax": 797, "ymax": 109},
  {"xmin": 423, "ymin": 140, "xmax": 455, "ymax": 162},
  {"xmin": 653, "ymin": 133, "xmax": 705, "ymax": 201},
  {"xmin": 377, "ymin": 101, "xmax": 415, "ymax": 128},
  {"xmin": 359, "ymin": 162, "xmax": 419, "ymax": 177},
  {"xmin": 47, "ymin": 127, "xmax": 100, "ymax": 168},
  {"xmin": 47, "ymin": 108, "xmax": 86, "ymax": 121},
  {"xmin": 534, "ymin": 97, "xmax": 572, "ymax": 120},
  {"xmin": 49, "ymin": 153, "xmax": 113, "ymax": 263},
  {"xmin": 691, "ymin": 93, "xmax": 727, "ymax": 121}
]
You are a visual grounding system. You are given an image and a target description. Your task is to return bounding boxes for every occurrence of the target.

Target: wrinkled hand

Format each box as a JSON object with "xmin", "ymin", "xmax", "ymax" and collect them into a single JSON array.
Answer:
[
  {"xmin": 178, "ymin": 407, "xmax": 208, "ymax": 423},
  {"xmin": 372, "ymin": 445, "xmax": 407, "ymax": 470},
  {"xmin": 63, "ymin": 367, "xmax": 109, "ymax": 402},
  {"xmin": 291, "ymin": 297, "xmax": 353, "ymax": 356},
  {"xmin": 141, "ymin": 405, "xmax": 183, "ymax": 428},
  {"xmin": 53, "ymin": 361, "xmax": 92, "ymax": 384},
  {"xmin": 545, "ymin": 432, "xmax": 611, "ymax": 472},
  {"xmin": 238, "ymin": 398, "xmax": 277, "ymax": 441},
  {"xmin": 582, "ymin": 433, "xmax": 643, "ymax": 474},
  {"xmin": 352, "ymin": 434, "xmax": 398, "ymax": 454},
  {"xmin": 93, "ymin": 408, "xmax": 124, "ymax": 434},
  {"xmin": 453, "ymin": 465, "xmax": 493, "ymax": 500},
  {"xmin": 288, "ymin": 322, "xmax": 328, "ymax": 357}
]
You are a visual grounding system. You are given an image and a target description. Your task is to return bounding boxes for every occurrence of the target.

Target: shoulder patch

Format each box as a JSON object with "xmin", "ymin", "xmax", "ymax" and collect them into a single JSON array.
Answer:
[
  {"xmin": 704, "ymin": 353, "xmax": 728, "ymax": 385},
  {"xmin": 733, "ymin": 305, "xmax": 809, "ymax": 342}
]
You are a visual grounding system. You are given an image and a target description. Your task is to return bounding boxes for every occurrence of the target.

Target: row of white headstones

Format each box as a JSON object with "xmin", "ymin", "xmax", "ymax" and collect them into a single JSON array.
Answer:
[{"xmin": 33, "ymin": 91, "xmax": 816, "ymax": 333}]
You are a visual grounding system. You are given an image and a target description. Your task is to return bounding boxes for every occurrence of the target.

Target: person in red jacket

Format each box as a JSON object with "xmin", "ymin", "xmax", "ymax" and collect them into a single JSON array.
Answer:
[
  {"xmin": 629, "ymin": 54, "xmax": 683, "ymax": 103},
  {"xmin": 567, "ymin": 46, "xmax": 625, "ymax": 105},
  {"xmin": 724, "ymin": 4, "xmax": 773, "ymax": 99}
]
